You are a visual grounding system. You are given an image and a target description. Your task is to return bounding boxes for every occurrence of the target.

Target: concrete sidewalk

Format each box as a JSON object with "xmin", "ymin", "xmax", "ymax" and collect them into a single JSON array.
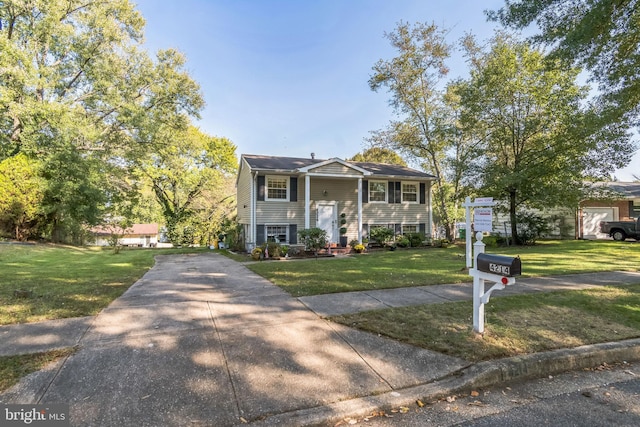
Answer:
[{"xmin": 1, "ymin": 254, "xmax": 640, "ymax": 426}]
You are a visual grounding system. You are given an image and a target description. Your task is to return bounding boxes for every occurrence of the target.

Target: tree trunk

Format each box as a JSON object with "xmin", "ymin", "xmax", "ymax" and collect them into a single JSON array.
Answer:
[{"xmin": 509, "ymin": 190, "xmax": 519, "ymax": 245}]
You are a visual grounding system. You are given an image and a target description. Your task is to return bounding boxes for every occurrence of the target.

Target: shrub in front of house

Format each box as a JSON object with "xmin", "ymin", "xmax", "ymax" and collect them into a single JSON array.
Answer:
[
  {"xmin": 407, "ymin": 232, "xmax": 426, "ymax": 247},
  {"xmin": 396, "ymin": 236, "xmax": 410, "ymax": 248},
  {"xmin": 369, "ymin": 227, "xmax": 395, "ymax": 247},
  {"xmin": 298, "ymin": 227, "xmax": 328, "ymax": 255}
]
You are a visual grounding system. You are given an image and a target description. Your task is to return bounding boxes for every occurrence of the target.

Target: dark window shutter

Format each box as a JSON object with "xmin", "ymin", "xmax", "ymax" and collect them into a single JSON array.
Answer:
[
  {"xmin": 256, "ymin": 225, "xmax": 265, "ymax": 245},
  {"xmin": 362, "ymin": 180, "xmax": 368, "ymax": 203},
  {"xmin": 419, "ymin": 223, "xmax": 426, "ymax": 235},
  {"xmin": 290, "ymin": 177, "xmax": 297, "ymax": 202},
  {"xmin": 395, "ymin": 182, "xmax": 401, "ymax": 204},
  {"xmin": 257, "ymin": 176, "xmax": 265, "ymax": 201},
  {"xmin": 388, "ymin": 181, "xmax": 395, "ymax": 203},
  {"xmin": 420, "ymin": 183, "xmax": 426, "ymax": 204},
  {"xmin": 289, "ymin": 224, "xmax": 297, "ymax": 244}
]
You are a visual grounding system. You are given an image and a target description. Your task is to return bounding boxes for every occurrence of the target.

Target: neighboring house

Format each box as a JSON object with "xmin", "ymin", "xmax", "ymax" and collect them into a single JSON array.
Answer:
[
  {"xmin": 579, "ymin": 182, "xmax": 640, "ymax": 239},
  {"xmin": 89, "ymin": 223, "xmax": 159, "ymax": 247},
  {"xmin": 236, "ymin": 154, "xmax": 436, "ymax": 251}
]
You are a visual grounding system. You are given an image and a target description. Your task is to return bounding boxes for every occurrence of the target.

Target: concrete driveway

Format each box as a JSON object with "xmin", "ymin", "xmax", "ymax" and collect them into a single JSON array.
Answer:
[{"xmin": 2, "ymin": 253, "xmax": 467, "ymax": 426}]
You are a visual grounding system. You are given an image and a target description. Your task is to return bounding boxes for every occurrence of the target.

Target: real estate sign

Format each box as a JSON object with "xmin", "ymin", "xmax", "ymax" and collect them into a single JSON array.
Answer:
[{"xmin": 474, "ymin": 208, "xmax": 493, "ymax": 232}]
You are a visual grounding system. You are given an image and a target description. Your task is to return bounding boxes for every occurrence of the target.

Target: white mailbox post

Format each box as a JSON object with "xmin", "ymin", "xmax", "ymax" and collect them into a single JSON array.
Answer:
[{"xmin": 463, "ymin": 196, "xmax": 521, "ymax": 333}]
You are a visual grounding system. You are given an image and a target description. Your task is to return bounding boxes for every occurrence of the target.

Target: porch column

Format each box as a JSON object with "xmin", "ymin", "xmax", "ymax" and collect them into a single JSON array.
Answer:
[
  {"xmin": 305, "ymin": 174, "xmax": 310, "ymax": 229},
  {"xmin": 428, "ymin": 181, "xmax": 433, "ymax": 238},
  {"xmin": 357, "ymin": 177, "xmax": 363, "ymax": 242}
]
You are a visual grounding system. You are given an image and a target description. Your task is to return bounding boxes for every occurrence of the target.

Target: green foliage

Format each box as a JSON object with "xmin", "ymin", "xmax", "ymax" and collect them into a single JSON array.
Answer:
[
  {"xmin": 369, "ymin": 227, "xmax": 395, "ymax": 245},
  {"xmin": 407, "ymin": 232, "xmax": 425, "ymax": 247},
  {"xmin": 367, "ymin": 22, "xmax": 464, "ymax": 241},
  {"xmin": 0, "ymin": 0, "xmax": 213, "ymax": 243},
  {"xmin": 456, "ymin": 33, "xmax": 625, "ymax": 244},
  {"xmin": 261, "ymin": 241, "xmax": 282, "ymax": 258},
  {"xmin": 395, "ymin": 236, "xmax": 410, "ymax": 248},
  {"xmin": 136, "ymin": 126, "xmax": 237, "ymax": 245},
  {"xmin": 348, "ymin": 147, "xmax": 407, "ymax": 165},
  {"xmin": 515, "ymin": 211, "xmax": 551, "ymax": 245},
  {"xmin": 0, "ymin": 154, "xmax": 44, "ymax": 240},
  {"xmin": 489, "ymin": 0, "xmax": 640, "ymax": 128},
  {"xmin": 297, "ymin": 227, "xmax": 327, "ymax": 255}
]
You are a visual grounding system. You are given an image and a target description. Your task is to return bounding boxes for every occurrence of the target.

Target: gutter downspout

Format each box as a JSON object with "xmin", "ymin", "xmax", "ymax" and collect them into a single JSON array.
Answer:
[
  {"xmin": 428, "ymin": 181, "xmax": 433, "ymax": 238},
  {"xmin": 357, "ymin": 177, "xmax": 363, "ymax": 242},
  {"xmin": 251, "ymin": 171, "xmax": 258, "ymax": 249}
]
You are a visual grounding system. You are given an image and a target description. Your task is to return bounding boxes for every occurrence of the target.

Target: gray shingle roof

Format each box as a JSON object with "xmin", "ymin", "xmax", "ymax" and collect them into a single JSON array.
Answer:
[
  {"xmin": 607, "ymin": 182, "xmax": 640, "ymax": 198},
  {"xmin": 241, "ymin": 154, "xmax": 435, "ymax": 179}
]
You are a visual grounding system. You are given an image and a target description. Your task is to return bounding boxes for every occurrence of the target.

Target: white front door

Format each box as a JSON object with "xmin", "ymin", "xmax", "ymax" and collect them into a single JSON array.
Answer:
[{"xmin": 317, "ymin": 203, "xmax": 337, "ymax": 243}]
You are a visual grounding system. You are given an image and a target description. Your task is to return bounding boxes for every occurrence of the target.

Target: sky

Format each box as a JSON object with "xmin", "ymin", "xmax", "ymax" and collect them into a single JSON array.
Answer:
[{"xmin": 133, "ymin": 0, "xmax": 638, "ymax": 181}]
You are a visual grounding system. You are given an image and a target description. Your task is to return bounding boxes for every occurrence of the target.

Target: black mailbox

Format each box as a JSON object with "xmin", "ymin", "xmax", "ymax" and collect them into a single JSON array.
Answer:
[{"xmin": 476, "ymin": 253, "xmax": 521, "ymax": 277}]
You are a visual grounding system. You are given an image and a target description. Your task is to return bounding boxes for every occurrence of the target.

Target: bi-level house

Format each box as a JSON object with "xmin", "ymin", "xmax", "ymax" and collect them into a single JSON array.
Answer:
[{"xmin": 236, "ymin": 154, "xmax": 436, "ymax": 251}]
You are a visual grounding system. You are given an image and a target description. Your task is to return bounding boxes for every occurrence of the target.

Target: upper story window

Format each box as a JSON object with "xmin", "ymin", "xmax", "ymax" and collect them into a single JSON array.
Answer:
[
  {"xmin": 402, "ymin": 182, "xmax": 418, "ymax": 203},
  {"xmin": 369, "ymin": 180, "xmax": 387, "ymax": 203},
  {"xmin": 266, "ymin": 176, "xmax": 288, "ymax": 201}
]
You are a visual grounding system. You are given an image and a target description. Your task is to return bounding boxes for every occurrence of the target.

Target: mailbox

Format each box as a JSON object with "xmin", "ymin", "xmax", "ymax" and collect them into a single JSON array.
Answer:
[{"xmin": 476, "ymin": 253, "xmax": 521, "ymax": 277}]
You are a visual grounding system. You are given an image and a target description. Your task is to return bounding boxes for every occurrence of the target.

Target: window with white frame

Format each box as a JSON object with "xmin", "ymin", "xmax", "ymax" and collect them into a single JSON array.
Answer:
[
  {"xmin": 402, "ymin": 182, "xmax": 418, "ymax": 203},
  {"xmin": 402, "ymin": 224, "xmax": 419, "ymax": 235},
  {"xmin": 369, "ymin": 180, "xmax": 387, "ymax": 202},
  {"xmin": 266, "ymin": 176, "xmax": 288, "ymax": 201},
  {"xmin": 266, "ymin": 225, "xmax": 288, "ymax": 243}
]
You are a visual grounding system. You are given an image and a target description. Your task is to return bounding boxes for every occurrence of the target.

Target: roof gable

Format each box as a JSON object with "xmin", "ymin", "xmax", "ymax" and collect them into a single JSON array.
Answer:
[{"xmin": 298, "ymin": 158, "xmax": 371, "ymax": 175}]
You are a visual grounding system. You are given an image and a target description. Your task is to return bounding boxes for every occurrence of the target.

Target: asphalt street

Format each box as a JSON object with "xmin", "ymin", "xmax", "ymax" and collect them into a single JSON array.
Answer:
[{"xmin": 338, "ymin": 360, "xmax": 640, "ymax": 426}]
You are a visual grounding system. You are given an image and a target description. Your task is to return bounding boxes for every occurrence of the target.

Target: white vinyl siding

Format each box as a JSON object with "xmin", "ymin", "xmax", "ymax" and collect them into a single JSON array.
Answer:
[
  {"xmin": 369, "ymin": 180, "xmax": 387, "ymax": 203},
  {"xmin": 236, "ymin": 161, "xmax": 253, "ymax": 224}
]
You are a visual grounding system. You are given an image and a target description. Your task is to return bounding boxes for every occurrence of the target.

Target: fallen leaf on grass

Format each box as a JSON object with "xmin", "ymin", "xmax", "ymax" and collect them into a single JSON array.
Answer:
[{"xmin": 416, "ymin": 400, "xmax": 425, "ymax": 407}]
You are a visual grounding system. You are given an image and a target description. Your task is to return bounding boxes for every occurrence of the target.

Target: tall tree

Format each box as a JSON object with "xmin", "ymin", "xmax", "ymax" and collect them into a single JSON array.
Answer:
[
  {"xmin": 368, "ymin": 21, "xmax": 461, "ymax": 240},
  {"xmin": 348, "ymin": 147, "xmax": 407, "ymax": 165},
  {"xmin": 488, "ymin": 0, "xmax": 640, "ymax": 128},
  {"xmin": 135, "ymin": 126, "xmax": 237, "ymax": 245},
  {"xmin": 457, "ymin": 34, "xmax": 634, "ymax": 243},
  {"xmin": 0, "ymin": 0, "xmax": 204, "ymax": 242}
]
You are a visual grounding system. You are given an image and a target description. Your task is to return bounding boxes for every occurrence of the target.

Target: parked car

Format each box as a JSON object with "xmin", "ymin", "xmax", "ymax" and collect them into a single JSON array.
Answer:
[{"xmin": 599, "ymin": 218, "xmax": 640, "ymax": 241}]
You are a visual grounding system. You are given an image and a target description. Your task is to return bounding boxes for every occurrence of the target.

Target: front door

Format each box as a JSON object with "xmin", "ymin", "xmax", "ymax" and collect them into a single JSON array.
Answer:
[{"xmin": 317, "ymin": 203, "xmax": 337, "ymax": 244}]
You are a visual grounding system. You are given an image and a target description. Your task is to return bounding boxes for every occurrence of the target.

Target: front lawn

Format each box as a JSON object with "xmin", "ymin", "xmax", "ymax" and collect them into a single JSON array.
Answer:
[
  {"xmin": 331, "ymin": 284, "xmax": 640, "ymax": 362},
  {"xmin": 0, "ymin": 244, "xmax": 208, "ymax": 325},
  {"xmin": 246, "ymin": 240, "xmax": 640, "ymax": 296}
]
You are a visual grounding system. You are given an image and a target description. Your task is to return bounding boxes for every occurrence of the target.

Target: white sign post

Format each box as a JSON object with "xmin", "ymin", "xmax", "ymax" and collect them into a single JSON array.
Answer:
[
  {"xmin": 462, "ymin": 197, "xmax": 496, "ymax": 269},
  {"xmin": 463, "ymin": 197, "xmax": 522, "ymax": 334}
]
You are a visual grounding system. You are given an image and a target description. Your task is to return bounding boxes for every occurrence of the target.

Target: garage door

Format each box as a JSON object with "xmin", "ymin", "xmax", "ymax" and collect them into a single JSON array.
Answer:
[{"xmin": 582, "ymin": 207, "xmax": 617, "ymax": 239}]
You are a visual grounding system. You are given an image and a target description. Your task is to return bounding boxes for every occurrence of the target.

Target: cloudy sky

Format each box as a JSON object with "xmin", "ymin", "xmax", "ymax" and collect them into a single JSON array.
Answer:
[{"xmin": 134, "ymin": 0, "xmax": 638, "ymax": 180}]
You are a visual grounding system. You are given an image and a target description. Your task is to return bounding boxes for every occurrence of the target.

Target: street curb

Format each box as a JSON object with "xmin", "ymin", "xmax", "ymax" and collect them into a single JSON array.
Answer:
[{"xmin": 248, "ymin": 338, "xmax": 640, "ymax": 426}]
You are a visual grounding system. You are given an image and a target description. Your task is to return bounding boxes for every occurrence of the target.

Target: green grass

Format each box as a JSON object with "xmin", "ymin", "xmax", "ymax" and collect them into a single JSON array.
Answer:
[
  {"xmin": 331, "ymin": 284, "xmax": 640, "ymax": 362},
  {"xmin": 247, "ymin": 240, "xmax": 640, "ymax": 296},
  {"xmin": 0, "ymin": 348, "xmax": 76, "ymax": 392},
  {"xmin": 0, "ymin": 244, "xmax": 208, "ymax": 325}
]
